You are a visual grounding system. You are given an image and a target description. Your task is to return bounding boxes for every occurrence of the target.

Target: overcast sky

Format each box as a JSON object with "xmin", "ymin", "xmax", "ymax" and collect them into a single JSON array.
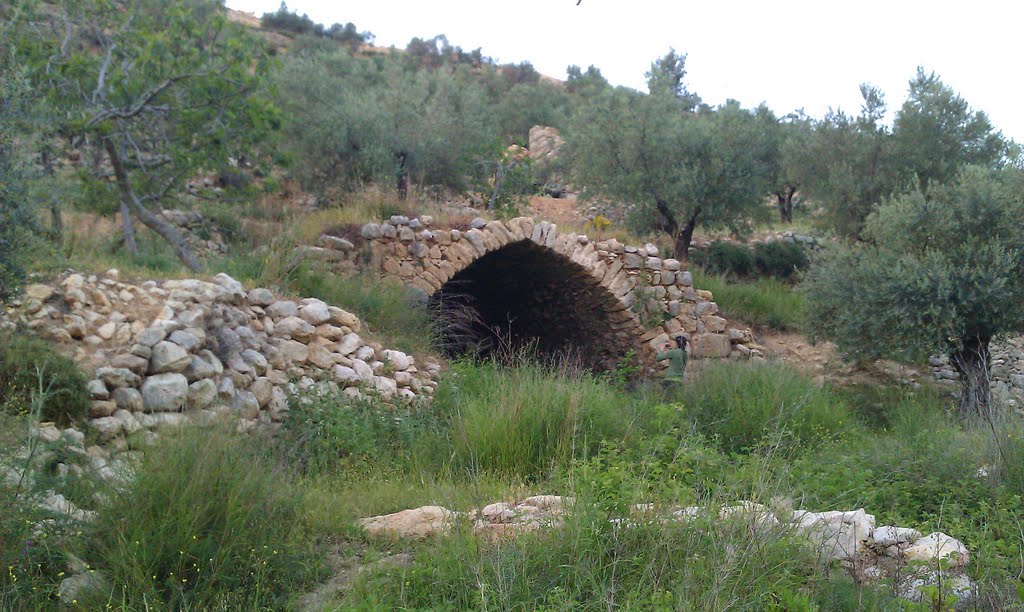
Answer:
[{"xmin": 226, "ymin": 0, "xmax": 1023, "ymax": 142}]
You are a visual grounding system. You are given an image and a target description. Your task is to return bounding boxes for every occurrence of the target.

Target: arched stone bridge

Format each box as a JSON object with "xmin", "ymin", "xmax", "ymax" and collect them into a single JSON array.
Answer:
[{"xmin": 310, "ymin": 216, "xmax": 762, "ymax": 371}]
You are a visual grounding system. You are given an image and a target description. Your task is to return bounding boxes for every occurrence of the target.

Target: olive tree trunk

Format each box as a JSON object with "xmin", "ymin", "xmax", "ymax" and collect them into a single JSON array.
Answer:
[
  {"xmin": 949, "ymin": 335, "xmax": 992, "ymax": 420},
  {"xmin": 103, "ymin": 138, "xmax": 203, "ymax": 272}
]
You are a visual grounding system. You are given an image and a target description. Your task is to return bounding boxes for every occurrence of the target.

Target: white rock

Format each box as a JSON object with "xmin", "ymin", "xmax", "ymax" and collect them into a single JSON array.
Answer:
[
  {"xmin": 332, "ymin": 365, "xmax": 360, "ymax": 385},
  {"xmin": 870, "ymin": 525, "xmax": 923, "ymax": 549},
  {"xmin": 149, "ymin": 341, "xmax": 191, "ymax": 374},
  {"xmin": 337, "ymin": 332, "xmax": 362, "ymax": 356},
  {"xmin": 141, "ymin": 373, "xmax": 189, "ymax": 412},
  {"xmin": 383, "ymin": 349, "xmax": 411, "ymax": 370},
  {"xmin": 266, "ymin": 301, "xmax": 298, "ymax": 320},
  {"xmin": 188, "ymin": 379, "xmax": 218, "ymax": 408},
  {"xmin": 904, "ymin": 532, "xmax": 969, "ymax": 568},
  {"xmin": 298, "ymin": 299, "xmax": 331, "ymax": 325},
  {"xmin": 273, "ymin": 316, "xmax": 315, "ymax": 341},
  {"xmin": 359, "ymin": 506, "xmax": 458, "ymax": 539}
]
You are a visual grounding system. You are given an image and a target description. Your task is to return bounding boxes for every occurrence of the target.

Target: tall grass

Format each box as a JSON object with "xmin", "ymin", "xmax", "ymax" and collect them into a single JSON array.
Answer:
[
  {"xmin": 691, "ymin": 268, "xmax": 805, "ymax": 330},
  {"xmin": 678, "ymin": 360, "xmax": 853, "ymax": 453},
  {"xmin": 83, "ymin": 425, "xmax": 320, "ymax": 609},
  {"xmin": 432, "ymin": 360, "xmax": 649, "ymax": 479}
]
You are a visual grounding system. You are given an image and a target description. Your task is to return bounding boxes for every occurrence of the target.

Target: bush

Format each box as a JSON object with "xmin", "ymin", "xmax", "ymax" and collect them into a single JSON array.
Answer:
[
  {"xmin": 83, "ymin": 426, "xmax": 319, "ymax": 609},
  {"xmin": 678, "ymin": 361, "xmax": 852, "ymax": 453},
  {"xmin": 0, "ymin": 331, "xmax": 90, "ymax": 424},
  {"xmin": 752, "ymin": 240, "xmax": 809, "ymax": 280},
  {"xmin": 692, "ymin": 241, "xmax": 755, "ymax": 278}
]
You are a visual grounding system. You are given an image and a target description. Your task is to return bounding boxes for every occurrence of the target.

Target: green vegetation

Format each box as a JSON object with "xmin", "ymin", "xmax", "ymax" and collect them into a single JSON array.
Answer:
[
  {"xmin": 83, "ymin": 426, "xmax": 320, "ymax": 609},
  {"xmin": 0, "ymin": 330, "xmax": 90, "ymax": 424},
  {"xmin": 803, "ymin": 166, "xmax": 1024, "ymax": 418},
  {"xmin": 284, "ymin": 265, "xmax": 435, "ymax": 353},
  {"xmin": 691, "ymin": 269, "xmax": 805, "ymax": 331}
]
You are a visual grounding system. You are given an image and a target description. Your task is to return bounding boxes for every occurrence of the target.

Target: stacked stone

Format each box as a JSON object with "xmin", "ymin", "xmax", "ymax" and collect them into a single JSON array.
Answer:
[
  {"xmin": 360, "ymin": 497, "xmax": 972, "ymax": 604},
  {"xmin": 352, "ymin": 215, "xmax": 764, "ymax": 366},
  {"xmin": 929, "ymin": 336, "xmax": 1024, "ymax": 412},
  {"xmin": 159, "ymin": 209, "xmax": 228, "ymax": 256},
  {"xmin": 8, "ymin": 272, "xmax": 439, "ymax": 447}
]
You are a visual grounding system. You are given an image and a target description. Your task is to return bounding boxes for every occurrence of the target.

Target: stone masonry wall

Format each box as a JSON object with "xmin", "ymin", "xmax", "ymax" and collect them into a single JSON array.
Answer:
[
  {"xmin": 302, "ymin": 215, "xmax": 765, "ymax": 371},
  {"xmin": 5, "ymin": 272, "xmax": 440, "ymax": 448}
]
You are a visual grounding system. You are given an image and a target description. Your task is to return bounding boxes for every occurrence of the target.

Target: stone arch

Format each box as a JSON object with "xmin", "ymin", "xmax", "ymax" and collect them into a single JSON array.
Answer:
[
  {"xmin": 345, "ymin": 216, "xmax": 760, "ymax": 373},
  {"xmin": 428, "ymin": 234, "xmax": 649, "ymax": 371}
]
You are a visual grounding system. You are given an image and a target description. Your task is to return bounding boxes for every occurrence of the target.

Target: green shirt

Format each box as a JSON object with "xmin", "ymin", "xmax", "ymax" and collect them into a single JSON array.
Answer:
[{"xmin": 656, "ymin": 348, "xmax": 688, "ymax": 381}]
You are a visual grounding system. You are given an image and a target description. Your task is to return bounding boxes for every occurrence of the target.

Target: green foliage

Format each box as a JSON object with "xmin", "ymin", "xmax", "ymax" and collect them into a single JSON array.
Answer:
[
  {"xmin": 803, "ymin": 166, "xmax": 1024, "ymax": 364},
  {"xmin": 790, "ymin": 86, "xmax": 902, "ymax": 237},
  {"xmin": 17, "ymin": 0, "xmax": 280, "ymax": 269},
  {"xmin": 569, "ymin": 87, "xmax": 775, "ymax": 257},
  {"xmin": 280, "ymin": 390, "xmax": 441, "ymax": 475},
  {"xmin": 693, "ymin": 241, "xmax": 755, "ymax": 278},
  {"xmin": 260, "ymin": 2, "xmax": 373, "ymax": 48},
  {"xmin": 275, "ymin": 46, "xmax": 503, "ymax": 197},
  {"xmin": 0, "ymin": 57, "xmax": 41, "ymax": 301},
  {"xmin": 0, "ymin": 330, "xmax": 90, "ymax": 425},
  {"xmin": 678, "ymin": 361, "xmax": 851, "ymax": 453},
  {"xmin": 646, "ymin": 48, "xmax": 701, "ymax": 109},
  {"xmin": 432, "ymin": 360, "xmax": 644, "ymax": 479},
  {"xmin": 894, "ymin": 68, "xmax": 1008, "ymax": 193},
  {"xmin": 691, "ymin": 269, "xmax": 805, "ymax": 330},
  {"xmin": 753, "ymin": 241, "xmax": 810, "ymax": 280},
  {"xmin": 84, "ymin": 426, "xmax": 319, "ymax": 609},
  {"xmin": 346, "ymin": 508, "xmax": 818, "ymax": 610},
  {"xmin": 283, "ymin": 265, "xmax": 433, "ymax": 353}
]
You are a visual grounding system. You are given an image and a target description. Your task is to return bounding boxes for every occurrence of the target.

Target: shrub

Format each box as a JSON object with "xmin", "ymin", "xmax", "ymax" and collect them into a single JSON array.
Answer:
[
  {"xmin": 678, "ymin": 361, "xmax": 852, "ymax": 453},
  {"xmin": 83, "ymin": 426, "xmax": 319, "ymax": 609},
  {"xmin": 693, "ymin": 241, "xmax": 754, "ymax": 278},
  {"xmin": 0, "ymin": 331, "xmax": 90, "ymax": 424},
  {"xmin": 752, "ymin": 240, "xmax": 809, "ymax": 280}
]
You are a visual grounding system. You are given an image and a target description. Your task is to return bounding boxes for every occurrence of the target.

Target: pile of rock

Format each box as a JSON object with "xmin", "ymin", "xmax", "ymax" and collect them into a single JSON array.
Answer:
[
  {"xmin": 6, "ymin": 271, "xmax": 440, "ymax": 447},
  {"xmin": 360, "ymin": 497, "xmax": 972, "ymax": 604},
  {"xmin": 929, "ymin": 337, "xmax": 1024, "ymax": 411},
  {"xmin": 527, "ymin": 126, "xmax": 564, "ymax": 165},
  {"xmin": 160, "ymin": 208, "xmax": 228, "ymax": 257}
]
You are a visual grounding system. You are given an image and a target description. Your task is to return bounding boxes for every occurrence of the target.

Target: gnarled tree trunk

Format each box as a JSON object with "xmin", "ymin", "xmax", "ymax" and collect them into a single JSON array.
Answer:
[
  {"xmin": 776, "ymin": 185, "xmax": 796, "ymax": 224},
  {"xmin": 103, "ymin": 138, "xmax": 203, "ymax": 272},
  {"xmin": 949, "ymin": 335, "xmax": 992, "ymax": 420}
]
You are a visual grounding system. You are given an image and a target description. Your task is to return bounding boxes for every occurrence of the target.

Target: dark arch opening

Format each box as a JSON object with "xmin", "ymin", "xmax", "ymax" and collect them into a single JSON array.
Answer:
[{"xmin": 428, "ymin": 240, "xmax": 640, "ymax": 371}]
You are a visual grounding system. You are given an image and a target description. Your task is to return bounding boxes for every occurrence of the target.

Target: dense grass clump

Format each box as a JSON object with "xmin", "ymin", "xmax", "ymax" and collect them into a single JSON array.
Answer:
[
  {"xmin": 678, "ymin": 361, "xmax": 851, "ymax": 453},
  {"xmin": 0, "ymin": 330, "xmax": 90, "ymax": 424},
  {"xmin": 83, "ymin": 426, "xmax": 320, "ymax": 609},
  {"xmin": 691, "ymin": 268, "xmax": 805, "ymax": 330},
  {"xmin": 433, "ymin": 360, "xmax": 647, "ymax": 479}
]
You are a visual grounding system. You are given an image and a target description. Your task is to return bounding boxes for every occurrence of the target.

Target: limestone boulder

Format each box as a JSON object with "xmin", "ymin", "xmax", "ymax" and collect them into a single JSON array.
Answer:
[
  {"xmin": 149, "ymin": 341, "xmax": 191, "ymax": 374},
  {"xmin": 360, "ymin": 506, "xmax": 459, "ymax": 539},
  {"xmin": 141, "ymin": 373, "xmax": 189, "ymax": 412}
]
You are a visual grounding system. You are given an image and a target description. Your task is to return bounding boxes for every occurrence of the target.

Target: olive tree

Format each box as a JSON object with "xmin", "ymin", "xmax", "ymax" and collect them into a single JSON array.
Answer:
[
  {"xmin": 22, "ymin": 0, "xmax": 277, "ymax": 271},
  {"xmin": 803, "ymin": 166, "xmax": 1024, "ymax": 419},
  {"xmin": 0, "ymin": 57, "xmax": 40, "ymax": 300},
  {"xmin": 569, "ymin": 89, "xmax": 773, "ymax": 258}
]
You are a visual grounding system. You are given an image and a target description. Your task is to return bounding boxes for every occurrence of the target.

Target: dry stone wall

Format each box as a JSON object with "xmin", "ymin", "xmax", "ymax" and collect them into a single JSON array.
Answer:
[
  {"xmin": 930, "ymin": 336, "xmax": 1024, "ymax": 411},
  {"xmin": 4, "ymin": 272, "xmax": 440, "ymax": 447},
  {"xmin": 304, "ymin": 215, "xmax": 764, "ymax": 371}
]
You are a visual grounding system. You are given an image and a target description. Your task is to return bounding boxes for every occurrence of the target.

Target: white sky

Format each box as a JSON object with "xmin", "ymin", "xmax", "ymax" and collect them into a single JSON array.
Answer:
[{"xmin": 226, "ymin": 0, "xmax": 1024, "ymax": 142}]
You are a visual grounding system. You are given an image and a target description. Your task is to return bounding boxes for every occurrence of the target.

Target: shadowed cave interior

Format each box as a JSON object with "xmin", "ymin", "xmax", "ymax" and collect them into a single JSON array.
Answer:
[{"xmin": 427, "ymin": 240, "xmax": 640, "ymax": 371}]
